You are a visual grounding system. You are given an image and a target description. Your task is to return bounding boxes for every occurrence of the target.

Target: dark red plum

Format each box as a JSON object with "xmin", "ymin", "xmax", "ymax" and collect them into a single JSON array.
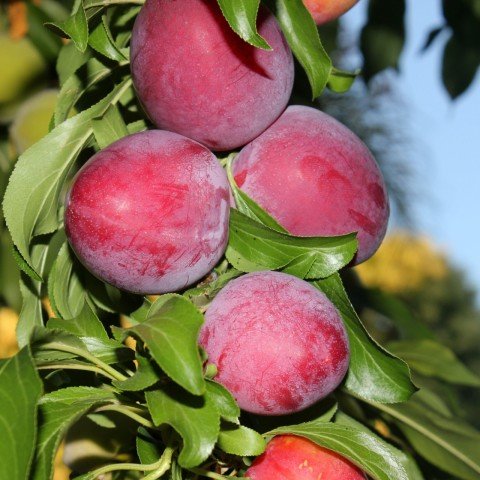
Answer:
[
  {"xmin": 199, "ymin": 271, "xmax": 350, "ymax": 415},
  {"xmin": 246, "ymin": 435, "xmax": 367, "ymax": 479},
  {"xmin": 130, "ymin": 0, "xmax": 294, "ymax": 151},
  {"xmin": 64, "ymin": 130, "xmax": 230, "ymax": 295},
  {"xmin": 232, "ymin": 105, "xmax": 389, "ymax": 264}
]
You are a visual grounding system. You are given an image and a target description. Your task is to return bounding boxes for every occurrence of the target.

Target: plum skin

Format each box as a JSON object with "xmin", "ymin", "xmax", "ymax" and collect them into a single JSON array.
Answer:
[
  {"xmin": 64, "ymin": 130, "xmax": 230, "ymax": 295},
  {"xmin": 199, "ymin": 271, "xmax": 350, "ymax": 415},
  {"xmin": 303, "ymin": 0, "xmax": 360, "ymax": 25},
  {"xmin": 246, "ymin": 435, "xmax": 367, "ymax": 480},
  {"xmin": 232, "ymin": 105, "xmax": 389, "ymax": 265},
  {"xmin": 130, "ymin": 0, "xmax": 294, "ymax": 151}
]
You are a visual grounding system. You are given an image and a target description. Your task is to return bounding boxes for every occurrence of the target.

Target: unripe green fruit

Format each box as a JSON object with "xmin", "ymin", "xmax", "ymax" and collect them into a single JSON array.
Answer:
[
  {"xmin": 0, "ymin": 33, "xmax": 47, "ymax": 123},
  {"xmin": 9, "ymin": 89, "xmax": 58, "ymax": 154}
]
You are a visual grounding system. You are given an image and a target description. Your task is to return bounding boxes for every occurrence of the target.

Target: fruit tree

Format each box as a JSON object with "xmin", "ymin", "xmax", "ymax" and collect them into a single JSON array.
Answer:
[{"xmin": 0, "ymin": 1, "xmax": 479, "ymax": 480}]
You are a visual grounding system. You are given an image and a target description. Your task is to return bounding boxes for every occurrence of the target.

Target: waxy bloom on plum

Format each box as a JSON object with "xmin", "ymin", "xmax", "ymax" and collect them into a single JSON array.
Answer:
[
  {"xmin": 65, "ymin": 130, "xmax": 230, "ymax": 295},
  {"xmin": 199, "ymin": 271, "xmax": 350, "ymax": 415}
]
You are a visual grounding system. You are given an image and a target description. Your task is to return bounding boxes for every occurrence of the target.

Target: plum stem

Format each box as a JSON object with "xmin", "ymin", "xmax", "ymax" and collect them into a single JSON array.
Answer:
[
  {"xmin": 84, "ymin": 0, "xmax": 145, "ymax": 8},
  {"xmin": 82, "ymin": 446, "xmax": 174, "ymax": 479},
  {"xmin": 36, "ymin": 342, "xmax": 128, "ymax": 381},
  {"xmin": 188, "ymin": 468, "xmax": 247, "ymax": 479},
  {"xmin": 95, "ymin": 404, "xmax": 155, "ymax": 428},
  {"xmin": 140, "ymin": 446, "xmax": 175, "ymax": 479},
  {"xmin": 36, "ymin": 362, "xmax": 118, "ymax": 381}
]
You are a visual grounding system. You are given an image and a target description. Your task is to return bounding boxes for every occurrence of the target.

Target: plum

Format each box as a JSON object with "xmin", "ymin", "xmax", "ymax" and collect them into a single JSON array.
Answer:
[
  {"xmin": 199, "ymin": 271, "xmax": 350, "ymax": 415},
  {"xmin": 232, "ymin": 105, "xmax": 389, "ymax": 264},
  {"xmin": 10, "ymin": 89, "xmax": 59, "ymax": 154},
  {"xmin": 303, "ymin": 0, "xmax": 360, "ymax": 25},
  {"xmin": 0, "ymin": 33, "xmax": 47, "ymax": 123},
  {"xmin": 64, "ymin": 130, "xmax": 230, "ymax": 295},
  {"xmin": 246, "ymin": 435, "xmax": 367, "ymax": 479},
  {"xmin": 130, "ymin": 0, "xmax": 294, "ymax": 151}
]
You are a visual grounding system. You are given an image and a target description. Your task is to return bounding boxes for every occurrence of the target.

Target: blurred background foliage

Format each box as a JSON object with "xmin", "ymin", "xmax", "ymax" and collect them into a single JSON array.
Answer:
[
  {"xmin": 1, "ymin": 0, "xmax": 479, "ymax": 478},
  {"xmin": 356, "ymin": 232, "xmax": 480, "ymax": 431},
  {"xmin": 359, "ymin": 0, "xmax": 480, "ymax": 99}
]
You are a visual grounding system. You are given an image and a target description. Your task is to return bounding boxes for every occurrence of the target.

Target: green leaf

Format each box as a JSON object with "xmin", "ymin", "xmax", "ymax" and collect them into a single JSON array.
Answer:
[
  {"xmin": 89, "ymin": 14, "xmax": 127, "ymax": 61},
  {"xmin": 56, "ymin": 42, "xmax": 92, "ymax": 86},
  {"xmin": 268, "ymin": 420, "xmax": 409, "ymax": 480},
  {"xmin": 0, "ymin": 230, "xmax": 21, "ymax": 311},
  {"xmin": 12, "ymin": 245, "xmax": 43, "ymax": 281},
  {"xmin": 272, "ymin": 0, "xmax": 332, "ymax": 98},
  {"xmin": 54, "ymin": 57, "xmax": 112, "ymax": 126},
  {"xmin": 113, "ymin": 354, "xmax": 163, "ymax": 391},
  {"xmin": 128, "ymin": 295, "xmax": 205, "ymax": 395},
  {"xmin": 422, "ymin": 26, "xmax": 445, "ymax": 52},
  {"xmin": 17, "ymin": 275, "xmax": 45, "ymax": 349},
  {"xmin": 206, "ymin": 380, "xmax": 240, "ymax": 424},
  {"xmin": 86, "ymin": 273, "xmax": 142, "ymax": 315},
  {"xmin": 442, "ymin": 34, "xmax": 480, "ymax": 99},
  {"xmin": 31, "ymin": 327, "xmax": 90, "ymax": 363},
  {"xmin": 92, "ymin": 103, "xmax": 129, "ymax": 149},
  {"xmin": 388, "ymin": 339, "xmax": 480, "ymax": 386},
  {"xmin": 81, "ymin": 336, "xmax": 135, "ymax": 364},
  {"xmin": 232, "ymin": 189, "xmax": 287, "ymax": 232},
  {"xmin": 3, "ymin": 79, "xmax": 132, "ymax": 275},
  {"xmin": 363, "ymin": 288, "xmax": 433, "ymax": 340},
  {"xmin": 442, "ymin": 0, "xmax": 480, "ymax": 48},
  {"xmin": 227, "ymin": 209, "xmax": 357, "ymax": 279},
  {"xmin": 47, "ymin": 300, "xmax": 109, "ymax": 340},
  {"xmin": 217, "ymin": 0, "xmax": 271, "ymax": 50},
  {"xmin": 31, "ymin": 326, "xmax": 133, "ymax": 365},
  {"xmin": 40, "ymin": 386, "xmax": 116, "ymax": 405},
  {"xmin": 30, "ymin": 387, "xmax": 116, "ymax": 480},
  {"xmin": 314, "ymin": 274, "xmax": 416, "ymax": 403},
  {"xmin": 368, "ymin": 390, "xmax": 480, "ymax": 480},
  {"xmin": 0, "ymin": 347, "xmax": 43, "ymax": 480},
  {"xmin": 26, "ymin": 2, "xmax": 63, "ymax": 62},
  {"xmin": 86, "ymin": 413, "xmax": 116, "ymax": 428},
  {"xmin": 328, "ymin": 67, "xmax": 360, "ymax": 93},
  {"xmin": 244, "ymin": 401, "xmax": 337, "ymax": 434},
  {"xmin": 360, "ymin": 0, "xmax": 406, "ymax": 82},
  {"xmin": 46, "ymin": 0, "xmax": 89, "ymax": 52},
  {"xmin": 48, "ymin": 240, "xmax": 141, "ymax": 320},
  {"xmin": 146, "ymin": 384, "xmax": 220, "ymax": 468},
  {"xmin": 226, "ymin": 156, "xmax": 287, "ymax": 233},
  {"xmin": 125, "ymin": 297, "xmax": 152, "ymax": 325},
  {"xmin": 218, "ymin": 424, "xmax": 266, "ymax": 456},
  {"xmin": 48, "ymin": 241, "xmax": 86, "ymax": 319},
  {"xmin": 16, "ymin": 231, "xmax": 65, "ymax": 347},
  {"xmin": 137, "ymin": 427, "xmax": 162, "ymax": 464},
  {"xmin": 335, "ymin": 412, "xmax": 424, "ymax": 480}
]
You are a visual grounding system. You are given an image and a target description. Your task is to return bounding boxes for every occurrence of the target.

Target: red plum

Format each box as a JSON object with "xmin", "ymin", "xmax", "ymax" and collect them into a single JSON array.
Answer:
[
  {"xmin": 232, "ymin": 105, "xmax": 389, "ymax": 264},
  {"xmin": 65, "ymin": 130, "xmax": 230, "ymax": 294},
  {"xmin": 246, "ymin": 435, "xmax": 367, "ymax": 479},
  {"xmin": 199, "ymin": 271, "xmax": 350, "ymax": 415},
  {"xmin": 130, "ymin": 0, "xmax": 294, "ymax": 151}
]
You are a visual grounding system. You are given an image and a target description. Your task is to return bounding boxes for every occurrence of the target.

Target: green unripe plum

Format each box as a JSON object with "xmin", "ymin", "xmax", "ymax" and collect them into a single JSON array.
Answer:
[
  {"xmin": 0, "ymin": 33, "xmax": 47, "ymax": 123},
  {"xmin": 9, "ymin": 89, "xmax": 58, "ymax": 154}
]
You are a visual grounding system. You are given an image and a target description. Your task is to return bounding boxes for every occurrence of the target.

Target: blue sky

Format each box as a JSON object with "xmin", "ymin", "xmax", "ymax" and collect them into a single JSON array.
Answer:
[{"xmin": 344, "ymin": 0, "xmax": 480, "ymax": 296}]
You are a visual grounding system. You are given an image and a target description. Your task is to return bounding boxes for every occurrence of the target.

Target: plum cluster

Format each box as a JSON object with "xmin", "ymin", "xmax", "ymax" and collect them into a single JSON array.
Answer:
[{"xmin": 65, "ymin": 1, "xmax": 386, "ymax": 476}]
